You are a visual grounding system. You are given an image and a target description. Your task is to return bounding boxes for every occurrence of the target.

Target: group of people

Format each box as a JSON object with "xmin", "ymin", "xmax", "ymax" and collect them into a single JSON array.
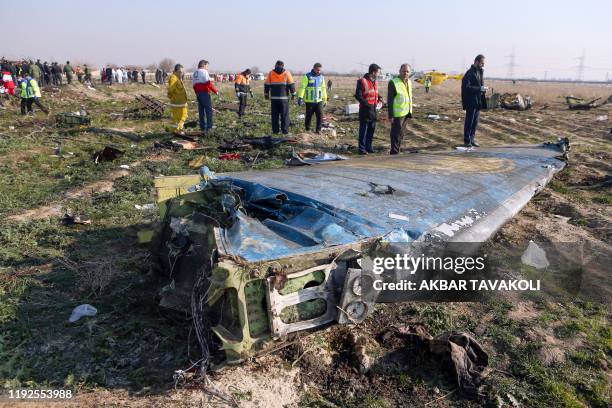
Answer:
[
  {"xmin": 0, "ymin": 59, "xmax": 92, "ymax": 88},
  {"xmin": 2, "ymin": 53, "xmax": 488, "ymax": 153},
  {"xmin": 165, "ymin": 54, "xmax": 489, "ymax": 153},
  {"xmin": 101, "ymin": 66, "xmax": 146, "ymax": 85}
]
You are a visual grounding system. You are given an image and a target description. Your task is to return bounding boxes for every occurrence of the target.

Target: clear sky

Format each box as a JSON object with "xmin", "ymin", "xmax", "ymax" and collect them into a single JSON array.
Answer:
[{"xmin": 4, "ymin": 0, "xmax": 612, "ymax": 80}]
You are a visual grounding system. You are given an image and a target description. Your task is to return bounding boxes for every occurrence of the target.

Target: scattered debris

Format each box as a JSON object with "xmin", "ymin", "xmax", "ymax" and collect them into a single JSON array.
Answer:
[
  {"xmin": 135, "ymin": 203, "xmax": 156, "ymax": 210},
  {"xmin": 62, "ymin": 212, "xmax": 92, "ymax": 225},
  {"xmin": 521, "ymin": 240, "xmax": 550, "ymax": 269},
  {"xmin": 426, "ymin": 114, "xmax": 450, "ymax": 121},
  {"xmin": 218, "ymin": 153, "xmax": 241, "ymax": 161},
  {"xmin": 393, "ymin": 327, "xmax": 489, "ymax": 398},
  {"xmin": 297, "ymin": 114, "xmax": 305, "ymax": 120},
  {"xmin": 595, "ymin": 114, "xmax": 608, "ymax": 121},
  {"xmin": 285, "ymin": 150, "xmax": 348, "ymax": 166},
  {"xmin": 55, "ymin": 111, "xmax": 91, "ymax": 127},
  {"xmin": 219, "ymin": 136, "xmax": 295, "ymax": 151},
  {"xmin": 68, "ymin": 304, "xmax": 97, "ymax": 323},
  {"xmin": 119, "ymin": 164, "xmax": 130, "ymax": 169},
  {"xmin": 93, "ymin": 146, "xmax": 124, "ymax": 163}
]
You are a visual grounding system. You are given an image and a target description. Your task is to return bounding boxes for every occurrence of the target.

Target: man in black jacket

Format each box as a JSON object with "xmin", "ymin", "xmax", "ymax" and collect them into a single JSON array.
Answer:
[
  {"xmin": 461, "ymin": 54, "xmax": 488, "ymax": 147},
  {"xmin": 354, "ymin": 63, "xmax": 383, "ymax": 154}
]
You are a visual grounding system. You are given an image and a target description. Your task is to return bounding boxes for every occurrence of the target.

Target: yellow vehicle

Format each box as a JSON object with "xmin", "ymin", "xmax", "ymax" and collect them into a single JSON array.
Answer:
[{"xmin": 415, "ymin": 70, "xmax": 463, "ymax": 86}]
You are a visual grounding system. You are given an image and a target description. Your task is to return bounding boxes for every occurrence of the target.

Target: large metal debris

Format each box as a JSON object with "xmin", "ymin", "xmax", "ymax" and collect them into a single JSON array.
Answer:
[
  {"xmin": 487, "ymin": 93, "xmax": 533, "ymax": 110},
  {"xmin": 149, "ymin": 140, "xmax": 569, "ymax": 369},
  {"xmin": 565, "ymin": 96, "xmax": 606, "ymax": 110},
  {"xmin": 120, "ymin": 94, "xmax": 165, "ymax": 119}
]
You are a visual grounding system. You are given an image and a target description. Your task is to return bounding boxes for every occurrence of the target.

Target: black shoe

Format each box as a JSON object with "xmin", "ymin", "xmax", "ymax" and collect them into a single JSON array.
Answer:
[
  {"xmin": 359, "ymin": 151, "xmax": 368, "ymax": 155},
  {"xmin": 472, "ymin": 142, "xmax": 480, "ymax": 147},
  {"xmin": 464, "ymin": 143, "xmax": 473, "ymax": 148},
  {"xmin": 366, "ymin": 149, "xmax": 374, "ymax": 154}
]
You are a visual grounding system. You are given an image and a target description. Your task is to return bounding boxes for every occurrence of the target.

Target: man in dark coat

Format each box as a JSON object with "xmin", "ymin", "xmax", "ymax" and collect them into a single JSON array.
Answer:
[{"xmin": 461, "ymin": 54, "xmax": 488, "ymax": 147}]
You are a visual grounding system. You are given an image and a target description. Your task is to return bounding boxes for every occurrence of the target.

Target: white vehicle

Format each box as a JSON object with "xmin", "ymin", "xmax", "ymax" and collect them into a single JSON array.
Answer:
[{"xmin": 253, "ymin": 72, "xmax": 265, "ymax": 80}]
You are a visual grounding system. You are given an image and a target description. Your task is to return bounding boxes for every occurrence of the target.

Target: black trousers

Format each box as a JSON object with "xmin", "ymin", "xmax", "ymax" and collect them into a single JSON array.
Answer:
[
  {"xmin": 21, "ymin": 97, "xmax": 48, "ymax": 114},
  {"xmin": 390, "ymin": 116, "xmax": 410, "ymax": 154},
  {"xmin": 271, "ymin": 99, "xmax": 289, "ymax": 134},
  {"xmin": 238, "ymin": 94, "xmax": 247, "ymax": 116},
  {"xmin": 305, "ymin": 102, "xmax": 323, "ymax": 132},
  {"xmin": 463, "ymin": 107, "xmax": 480, "ymax": 145}
]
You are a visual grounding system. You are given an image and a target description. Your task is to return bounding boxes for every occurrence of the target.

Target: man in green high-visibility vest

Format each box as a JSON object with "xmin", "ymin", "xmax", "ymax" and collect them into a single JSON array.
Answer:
[{"xmin": 387, "ymin": 63, "xmax": 413, "ymax": 154}]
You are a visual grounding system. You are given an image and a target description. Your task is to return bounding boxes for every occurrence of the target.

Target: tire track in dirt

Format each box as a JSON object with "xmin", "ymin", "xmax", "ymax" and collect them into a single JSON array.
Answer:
[
  {"xmin": 7, "ymin": 165, "xmax": 138, "ymax": 222},
  {"xmin": 475, "ymin": 121, "xmax": 519, "ymax": 144},
  {"xmin": 410, "ymin": 120, "xmax": 459, "ymax": 145},
  {"xmin": 480, "ymin": 116, "xmax": 539, "ymax": 143},
  {"xmin": 491, "ymin": 116, "xmax": 572, "ymax": 142}
]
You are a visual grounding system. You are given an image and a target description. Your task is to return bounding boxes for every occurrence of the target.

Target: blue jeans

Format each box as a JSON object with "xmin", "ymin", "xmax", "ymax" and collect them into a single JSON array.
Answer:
[
  {"xmin": 358, "ymin": 120, "xmax": 376, "ymax": 153},
  {"xmin": 463, "ymin": 107, "xmax": 480, "ymax": 145},
  {"xmin": 197, "ymin": 92, "xmax": 213, "ymax": 131}
]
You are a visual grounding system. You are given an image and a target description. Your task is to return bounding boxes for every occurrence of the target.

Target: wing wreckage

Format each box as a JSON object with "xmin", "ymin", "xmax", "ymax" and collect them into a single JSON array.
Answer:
[{"xmin": 147, "ymin": 140, "xmax": 569, "ymax": 368}]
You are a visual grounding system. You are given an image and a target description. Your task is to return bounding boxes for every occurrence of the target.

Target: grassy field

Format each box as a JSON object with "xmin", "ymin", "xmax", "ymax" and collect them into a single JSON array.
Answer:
[{"xmin": 0, "ymin": 76, "xmax": 610, "ymax": 407}]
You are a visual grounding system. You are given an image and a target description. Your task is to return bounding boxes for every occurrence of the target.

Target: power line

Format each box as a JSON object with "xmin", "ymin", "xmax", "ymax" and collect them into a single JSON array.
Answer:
[
  {"xmin": 575, "ymin": 49, "xmax": 585, "ymax": 81},
  {"xmin": 505, "ymin": 47, "xmax": 516, "ymax": 79}
]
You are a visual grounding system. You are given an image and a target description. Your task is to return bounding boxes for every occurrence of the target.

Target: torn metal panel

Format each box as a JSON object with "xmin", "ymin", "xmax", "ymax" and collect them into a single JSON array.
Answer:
[
  {"xmin": 219, "ymin": 142, "xmax": 568, "ymax": 248},
  {"xmin": 152, "ymin": 140, "xmax": 568, "ymax": 367}
]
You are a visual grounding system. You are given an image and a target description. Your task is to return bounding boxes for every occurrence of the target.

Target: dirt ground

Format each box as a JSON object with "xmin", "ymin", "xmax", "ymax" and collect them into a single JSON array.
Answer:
[{"xmin": 0, "ymin": 76, "xmax": 609, "ymax": 407}]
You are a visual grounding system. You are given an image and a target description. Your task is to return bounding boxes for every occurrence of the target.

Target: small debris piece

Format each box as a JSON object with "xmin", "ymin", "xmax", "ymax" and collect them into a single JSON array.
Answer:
[
  {"xmin": 62, "ymin": 212, "xmax": 92, "ymax": 225},
  {"xmin": 93, "ymin": 146, "xmax": 124, "ymax": 163},
  {"xmin": 218, "ymin": 153, "xmax": 241, "ymax": 161},
  {"xmin": 286, "ymin": 150, "xmax": 348, "ymax": 166},
  {"xmin": 119, "ymin": 164, "xmax": 130, "ymax": 169},
  {"xmin": 521, "ymin": 240, "xmax": 550, "ymax": 269},
  {"xmin": 135, "ymin": 203, "xmax": 156, "ymax": 210},
  {"xmin": 55, "ymin": 112, "xmax": 91, "ymax": 127},
  {"xmin": 68, "ymin": 304, "xmax": 97, "ymax": 323},
  {"xmin": 345, "ymin": 103, "xmax": 360, "ymax": 115}
]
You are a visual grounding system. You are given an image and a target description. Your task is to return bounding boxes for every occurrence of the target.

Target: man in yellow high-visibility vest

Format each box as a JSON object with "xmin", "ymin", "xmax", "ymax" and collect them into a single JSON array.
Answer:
[{"xmin": 387, "ymin": 64, "xmax": 413, "ymax": 154}]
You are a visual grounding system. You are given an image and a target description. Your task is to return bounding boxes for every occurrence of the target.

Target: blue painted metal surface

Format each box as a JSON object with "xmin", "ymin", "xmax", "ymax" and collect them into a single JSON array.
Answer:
[{"xmin": 216, "ymin": 143, "xmax": 566, "ymax": 262}]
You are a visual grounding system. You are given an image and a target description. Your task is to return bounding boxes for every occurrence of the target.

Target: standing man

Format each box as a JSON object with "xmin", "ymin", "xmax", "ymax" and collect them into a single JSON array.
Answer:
[
  {"xmin": 264, "ymin": 60, "xmax": 295, "ymax": 135},
  {"xmin": 18, "ymin": 73, "xmax": 48, "ymax": 115},
  {"xmin": 461, "ymin": 54, "xmax": 487, "ymax": 147},
  {"xmin": 64, "ymin": 61, "xmax": 74, "ymax": 84},
  {"xmin": 75, "ymin": 66, "xmax": 84, "ymax": 83},
  {"xmin": 84, "ymin": 64, "xmax": 92, "ymax": 83},
  {"xmin": 167, "ymin": 64, "xmax": 188, "ymax": 135},
  {"xmin": 42, "ymin": 62, "xmax": 51, "ymax": 85},
  {"xmin": 297, "ymin": 62, "xmax": 327, "ymax": 133},
  {"xmin": 30, "ymin": 62, "xmax": 42, "ymax": 87},
  {"xmin": 140, "ymin": 69, "xmax": 146, "ymax": 84},
  {"xmin": 424, "ymin": 75, "xmax": 432, "ymax": 93},
  {"xmin": 327, "ymin": 79, "xmax": 332, "ymax": 93},
  {"xmin": 155, "ymin": 68, "xmax": 162, "ymax": 84},
  {"xmin": 192, "ymin": 60, "xmax": 219, "ymax": 133},
  {"xmin": 354, "ymin": 63, "xmax": 383, "ymax": 155},
  {"xmin": 105, "ymin": 66, "xmax": 113, "ymax": 85},
  {"xmin": 387, "ymin": 64, "xmax": 413, "ymax": 154},
  {"xmin": 234, "ymin": 68, "xmax": 253, "ymax": 117}
]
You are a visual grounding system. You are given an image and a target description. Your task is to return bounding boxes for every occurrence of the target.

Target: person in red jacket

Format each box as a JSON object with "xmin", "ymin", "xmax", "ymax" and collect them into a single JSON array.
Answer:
[
  {"xmin": 1, "ymin": 67, "xmax": 16, "ymax": 96},
  {"xmin": 192, "ymin": 60, "xmax": 219, "ymax": 133}
]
